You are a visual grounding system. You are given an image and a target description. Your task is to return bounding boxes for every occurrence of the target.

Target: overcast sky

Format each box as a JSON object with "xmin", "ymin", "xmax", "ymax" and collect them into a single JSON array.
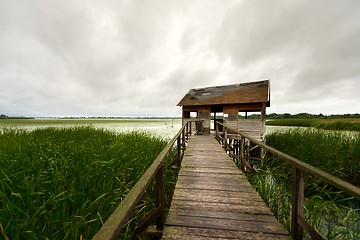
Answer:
[{"xmin": 1, "ymin": 0, "xmax": 359, "ymax": 117}]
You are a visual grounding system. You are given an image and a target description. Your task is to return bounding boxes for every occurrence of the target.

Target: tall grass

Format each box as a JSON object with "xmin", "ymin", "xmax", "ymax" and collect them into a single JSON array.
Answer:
[
  {"xmin": 267, "ymin": 118, "xmax": 360, "ymax": 131},
  {"xmin": 0, "ymin": 127, "xmax": 172, "ymax": 239},
  {"xmin": 265, "ymin": 129, "xmax": 360, "ymax": 186},
  {"xmin": 246, "ymin": 129, "xmax": 360, "ymax": 239}
]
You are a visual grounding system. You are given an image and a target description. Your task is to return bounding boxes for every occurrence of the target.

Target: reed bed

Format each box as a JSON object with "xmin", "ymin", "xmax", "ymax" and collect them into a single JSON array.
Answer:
[
  {"xmin": 246, "ymin": 129, "xmax": 360, "ymax": 239},
  {"xmin": 265, "ymin": 129, "xmax": 360, "ymax": 186},
  {"xmin": 0, "ymin": 127, "xmax": 173, "ymax": 239},
  {"xmin": 267, "ymin": 118, "xmax": 360, "ymax": 131}
]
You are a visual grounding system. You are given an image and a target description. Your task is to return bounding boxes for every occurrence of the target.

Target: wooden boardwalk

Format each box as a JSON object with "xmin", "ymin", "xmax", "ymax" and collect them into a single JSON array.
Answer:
[{"xmin": 162, "ymin": 135, "xmax": 289, "ymax": 239}]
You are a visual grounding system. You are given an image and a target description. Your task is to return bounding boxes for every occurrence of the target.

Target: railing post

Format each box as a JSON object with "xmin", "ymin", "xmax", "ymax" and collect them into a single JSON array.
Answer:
[
  {"xmin": 177, "ymin": 136, "xmax": 181, "ymax": 167},
  {"xmin": 188, "ymin": 121, "xmax": 191, "ymax": 137},
  {"xmin": 240, "ymin": 136, "xmax": 245, "ymax": 171},
  {"xmin": 224, "ymin": 126, "xmax": 228, "ymax": 150},
  {"xmin": 292, "ymin": 167, "xmax": 304, "ymax": 240},
  {"xmin": 182, "ymin": 127, "xmax": 185, "ymax": 149},
  {"xmin": 155, "ymin": 164, "xmax": 165, "ymax": 230},
  {"xmin": 215, "ymin": 122, "xmax": 219, "ymax": 139},
  {"xmin": 187, "ymin": 121, "xmax": 191, "ymax": 138}
]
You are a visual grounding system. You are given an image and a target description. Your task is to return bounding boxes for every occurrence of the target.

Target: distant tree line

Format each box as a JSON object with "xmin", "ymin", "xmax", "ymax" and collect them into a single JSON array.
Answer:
[
  {"xmin": 240, "ymin": 112, "xmax": 360, "ymax": 120},
  {"xmin": 266, "ymin": 113, "xmax": 360, "ymax": 119},
  {"xmin": 1, "ymin": 113, "xmax": 359, "ymax": 120},
  {"xmin": 0, "ymin": 114, "xmax": 33, "ymax": 119}
]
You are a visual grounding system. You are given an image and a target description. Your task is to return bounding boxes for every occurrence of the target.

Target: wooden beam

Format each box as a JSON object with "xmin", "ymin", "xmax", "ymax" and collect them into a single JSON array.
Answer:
[{"xmin": 291, "ymin": 168, "xmax": 304, "ymax": 240}]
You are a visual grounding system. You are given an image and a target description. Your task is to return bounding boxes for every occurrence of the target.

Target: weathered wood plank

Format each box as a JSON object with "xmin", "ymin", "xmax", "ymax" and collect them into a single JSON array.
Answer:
[
  {"xmin": 178, "ymin": 172, "xmax": 247, "ymax": 180},
  {"xmin": 172, "ymin": 188, "xmax": 265, "ymax": 204},
  {"xmin": 175, "ymin": 179, "xmax": 255, "ymax": 192},
  {"xmin": 169, "ymin": 199, "xmax": 272, "ymax": 214},
  {"xmin": 165, "ymin": 215, "xmax": 288, "ymax": 235},
  {"xmin": 182, "ymin": 162, "xmax": 235, "ymax": 167},
  {"xmin": 175, "ymin": 179, "xmax": 253, "ymax": 190},
  {"xmin": 183, "ymin": 153, "xmax": 232, "ymax": 159},
  {"xmin": 179, "ymin": 167, "xmax": 241, "ymax": 175},
  {"xmin": 163, "ymin": 226, "xmax": 289, "ymax": 240},
  {"xmin": 167, "ymin": 207, "xmax": 274, "ymax": 221},
  {"xmin": 162, "ymin": 135, "xmax": 289, "ymax": 239},
  {"xmin": 181, "ymin": 162, "xmax": 234, "ymax": 168}
]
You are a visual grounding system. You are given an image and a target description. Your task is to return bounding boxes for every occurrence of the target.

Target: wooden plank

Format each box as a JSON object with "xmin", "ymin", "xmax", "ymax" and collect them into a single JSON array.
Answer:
[
  {"xmin": 184, "ymin": 154, "xmax": 232, "ymax": 158},
  {"xmin": 181, "ymin": 162, "xmax": 239, "ymax": 169},
  {"xmin": 163, "ymin": 226, "xmax": 289, "ymax": 240},
  {"xmin": 175, "ymin": 182, "xmax": 253, "ymax": 192},
  {"xmin": 163, "ymin": 135, "xmax": 289, "ymax": 239},
  {"xmin": 178, "ymin": 172, "xmax": 247, "ymax": 180},
  {"xmin": 172, "ymin": 188, "xmax": 265, "ymax": 204},
  {"xmin": 182, "ymin": 161, "xmax": 236, "ymax": 168},
  {"xmin": 169, "ymin": 199, "xmax": 272, "ymax": 214},
  {"xmin": 174, "ymin": 179, "xmax": 251, "ymax": 189},
  {"xmin": 165, "ymin": 215, "xmax": 288, "ymax": 235},
  {"xmin": 167, "ymin": 207, "xmax": 274, "ymax": 221},
  {"xmin": 179, "ymin": 167, "xmax": 241, "ymax": 175},
  {"xmin": 175, "ymin": 176, "xmax": 254, "ymax": 189}
]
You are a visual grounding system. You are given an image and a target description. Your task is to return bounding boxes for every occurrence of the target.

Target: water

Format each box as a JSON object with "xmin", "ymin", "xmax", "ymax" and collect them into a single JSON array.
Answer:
[
  {"xmin": 0, "ymin": 118, "xmax": 182, "ymax": 139},
  {"xmin": 2, "ymin": 119, "xmax": 354, "ymax": 140},
  {"xmin": 0, "ymin": 120, "xmax": 291, "ymax": 137},
  {"xmin": 0, "ymin": 119, "xmax": 297, "ymax": 139}
]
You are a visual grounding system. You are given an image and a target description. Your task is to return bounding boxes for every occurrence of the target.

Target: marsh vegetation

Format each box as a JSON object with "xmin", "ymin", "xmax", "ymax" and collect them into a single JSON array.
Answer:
[
  {"xmin": 246, "ymin": 129, "xmax": 360, "ymax": 239},
  {"xmin": 267, "ymin": 118, "xmax": 360, "ymax": 131},
  {"xmin": 1, "ymin": 117, "xmax": 359, "ymax": 239},
  {"xmin": 0, "ymin": 127, "xmax": 178, "ymax": 239}
]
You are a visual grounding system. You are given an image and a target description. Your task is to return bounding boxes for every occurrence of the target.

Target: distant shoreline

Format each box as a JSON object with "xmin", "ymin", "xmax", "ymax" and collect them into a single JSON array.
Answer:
[
  {"xmin": 0, "ymin": 115, "xmax": 182, "ymax": 120},
  {"xmin": 1, "ymin": 112, "xmax": 359, "ymax": 120}
]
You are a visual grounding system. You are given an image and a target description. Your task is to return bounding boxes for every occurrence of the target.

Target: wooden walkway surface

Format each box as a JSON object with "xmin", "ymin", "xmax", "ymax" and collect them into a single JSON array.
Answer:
[{"xmin": 162, "ymin": 135, "xmax": 289, "ymax": 239}]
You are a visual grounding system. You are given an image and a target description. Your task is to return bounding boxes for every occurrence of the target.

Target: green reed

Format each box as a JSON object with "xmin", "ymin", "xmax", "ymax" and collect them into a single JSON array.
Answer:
[
  {"xmin": 267, "ymin": 118, "xmax": 360, "ymax": 131},
  {"xmin": 265, "ymin": 129, "xmax": 360, "ymax": 186},
  {"xmin": 246, "ymin": 129, "xmax": 360, "ymax": 239},
  {"xmin": 0, "ymin": 127, "xmax": 174, "ymax": 239}
]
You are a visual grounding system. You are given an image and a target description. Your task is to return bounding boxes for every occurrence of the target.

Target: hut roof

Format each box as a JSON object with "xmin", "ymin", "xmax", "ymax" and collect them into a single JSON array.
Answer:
[{"xmin": 177, "ymin": 80, "xmax": 270, "ymax": 106}]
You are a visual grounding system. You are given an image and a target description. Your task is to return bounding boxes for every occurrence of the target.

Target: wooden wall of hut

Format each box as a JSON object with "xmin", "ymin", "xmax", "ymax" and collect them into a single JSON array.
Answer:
[{"xmin": 182, "ymin": 106, "xmax": 211, "ymax": 135}]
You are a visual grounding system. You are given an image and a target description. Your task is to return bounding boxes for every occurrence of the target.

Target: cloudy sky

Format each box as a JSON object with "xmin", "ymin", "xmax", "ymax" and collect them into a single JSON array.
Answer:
[{"xmin": 1, "ymin": 0, "xmax": 359, "ymax": 117}]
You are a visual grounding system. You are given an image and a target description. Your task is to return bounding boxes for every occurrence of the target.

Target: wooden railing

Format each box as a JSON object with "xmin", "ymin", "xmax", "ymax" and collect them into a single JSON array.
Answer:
[
  {"xmin": 93, "ymin": 120, "xmax": 197, "ymax": 240},
  {"xmin": 216, "ymin": 122, "xmax": 360, "ymax": 240}
]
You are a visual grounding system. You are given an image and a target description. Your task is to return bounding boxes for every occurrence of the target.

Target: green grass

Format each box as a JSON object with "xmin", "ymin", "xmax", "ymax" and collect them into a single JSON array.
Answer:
[
  {"xmin": 246, "ymin": 129, "xmax": 360, "ymax": 239},
  {"xmin": 267, "ymin": 118, "xmax": 360, "ymax": 131},
  {"xmin": 265, "ymin": 129, "xmax": 360, "ymax": 186},
  {"xmin": 0, "ymin": 127, "xmax": 174, "ymax": 239}
]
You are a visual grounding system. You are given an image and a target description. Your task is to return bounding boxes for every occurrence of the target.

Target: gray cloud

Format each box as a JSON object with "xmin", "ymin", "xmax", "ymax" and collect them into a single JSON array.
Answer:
[{"xmin": 0, "ymin": 0, "xmax": 359, "ymax": 116}]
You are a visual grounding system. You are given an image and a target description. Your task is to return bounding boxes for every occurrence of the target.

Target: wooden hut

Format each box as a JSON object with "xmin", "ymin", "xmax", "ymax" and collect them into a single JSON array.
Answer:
[{"xmin": 177, "ymin": 80, "xmax": 270, "ymax": 141}]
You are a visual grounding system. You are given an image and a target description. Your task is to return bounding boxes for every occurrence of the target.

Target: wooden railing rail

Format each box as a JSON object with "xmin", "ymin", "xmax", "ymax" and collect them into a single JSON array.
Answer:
[
  {"xmin": 93, "ymin": 120, "xmax": 199, "ymax": 240},
  {"xmin": 215, "ymin": 122, "xmax": 360, "ymax": 240}
]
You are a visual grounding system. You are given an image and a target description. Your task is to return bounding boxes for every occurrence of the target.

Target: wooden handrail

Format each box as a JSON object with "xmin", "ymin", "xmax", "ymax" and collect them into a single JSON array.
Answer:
[
  {"xmin": 216, "ymin": 122, "xmax": 360, "ymax": 240},
  {"xmin": 93, "ymin": 120, "xmax": 198, "ymax": 240},
  {"xmin": 216, "ymin": 122, "xmax": 360, "ymax": 198}
]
